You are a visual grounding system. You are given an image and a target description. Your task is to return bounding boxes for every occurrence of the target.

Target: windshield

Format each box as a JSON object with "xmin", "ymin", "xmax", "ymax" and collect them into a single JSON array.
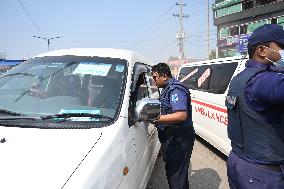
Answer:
[{"xmin": 0, "ymin": 55, "xmax": 127, "ymax": 124}]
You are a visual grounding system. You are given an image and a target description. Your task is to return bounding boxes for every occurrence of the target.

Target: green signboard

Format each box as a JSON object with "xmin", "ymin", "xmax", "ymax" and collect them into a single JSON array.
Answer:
[{"xmin": 213, "ymin": 0, "xmax": 241, "ymax": 10}]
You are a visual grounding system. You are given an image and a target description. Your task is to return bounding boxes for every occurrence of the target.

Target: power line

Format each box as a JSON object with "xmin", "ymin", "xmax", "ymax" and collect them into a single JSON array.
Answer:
[
  {"xmin": 16, "ymin": 0, "xmax": 44, "ymax": 36},
  {"xmin": 135, "ymin": 21, "xmax": 178, "ymax": 46},
  {"xmin": 129, "ymin": 4, "xmax": 176, "ymax": 48},
  {"xmin": 148, "ymin": 39, "xmax": 177, "ymax": 58}
]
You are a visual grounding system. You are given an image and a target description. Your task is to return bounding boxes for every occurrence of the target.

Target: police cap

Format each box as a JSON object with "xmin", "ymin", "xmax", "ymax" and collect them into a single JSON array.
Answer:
[{"xmin": 248, "ymin": 24, "xmax": 284, "ymax": 46}]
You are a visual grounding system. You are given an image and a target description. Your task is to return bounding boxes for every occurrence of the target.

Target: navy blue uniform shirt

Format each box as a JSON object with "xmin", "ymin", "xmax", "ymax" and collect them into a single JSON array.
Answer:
[
  {"xmin": 157, "ymin": 78, "xmax": 190, "ymax": 130},
  {"xmin": 245, "ymin": 60, "xmax": 284, "ymax": 123},
  {"xmin": 166, "ymin": 79, "xmax": 188, "ymax": 112},
  {"xmin": 236, "ymin": 60, "xmax": 284, "ymax": 164}
]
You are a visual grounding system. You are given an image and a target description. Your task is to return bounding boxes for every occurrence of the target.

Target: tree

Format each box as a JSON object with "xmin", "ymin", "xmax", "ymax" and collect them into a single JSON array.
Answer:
[{"xmin": 209, "ymin": 49, "xmax": 216, "ymax": 60}]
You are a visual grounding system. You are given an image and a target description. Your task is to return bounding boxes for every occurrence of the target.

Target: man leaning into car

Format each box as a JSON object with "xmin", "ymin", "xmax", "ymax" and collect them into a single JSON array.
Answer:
[{"xmin": 152, "ymin": 63, "xmax": 195, "ymax": 189}]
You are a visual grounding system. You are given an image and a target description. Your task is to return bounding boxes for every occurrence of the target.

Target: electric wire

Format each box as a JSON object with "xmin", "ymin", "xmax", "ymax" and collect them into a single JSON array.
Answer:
[
  {"xmin": 129, "ymin": 4, "xmax": 176, "ymax": 48},
  {"xmin": 16, "ymin": 0, "xmax": 44, "ymax": 36}
]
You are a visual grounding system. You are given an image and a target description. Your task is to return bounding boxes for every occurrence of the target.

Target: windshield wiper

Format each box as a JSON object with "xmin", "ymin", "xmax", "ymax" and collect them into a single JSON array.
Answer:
[
  {"xmin": 0, "ymin": 115, "xmax": 41, "ymax": 120},
  {"xmin": 0, "ymin": 109, "xmax": 25, "ymax": 116},
  {"xmin": 41, "ymin": 113, "xmax": 113, "ymax": 121},
  {"xmin": 0, "ymin": 72, "xmax": 39, "ymax": 79}
]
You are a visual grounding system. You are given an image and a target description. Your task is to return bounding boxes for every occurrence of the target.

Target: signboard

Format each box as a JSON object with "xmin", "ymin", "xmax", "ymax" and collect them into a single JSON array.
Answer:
[
  {"xmin": 218, "ymin": 36, "xmax": 239, "ymax": 47},
  {"xmin": 218, "ymin": 34, "xmax": 252, "ymax": 53},
  {"xmin": 236, "ymin": 34, "xmax": 251, "ymax": 53},
  {"xmin": 212, "ymin": 0, "xmax": 241, "ymax": 10},
  {"xmin": 73, "ymin": 62, "xmax": 111, "ymax": 76}
]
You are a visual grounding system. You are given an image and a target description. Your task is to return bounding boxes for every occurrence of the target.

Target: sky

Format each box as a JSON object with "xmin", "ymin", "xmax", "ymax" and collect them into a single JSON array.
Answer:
[{"xmin": 0, "ymin": 0, "xmax": 216, "ymax": 62}]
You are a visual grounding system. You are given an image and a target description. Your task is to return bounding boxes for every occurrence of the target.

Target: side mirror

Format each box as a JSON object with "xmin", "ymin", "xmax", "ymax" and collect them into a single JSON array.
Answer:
[{"xmin": 135, "ymin": 98, "xmax": 161, "ymax": 122}]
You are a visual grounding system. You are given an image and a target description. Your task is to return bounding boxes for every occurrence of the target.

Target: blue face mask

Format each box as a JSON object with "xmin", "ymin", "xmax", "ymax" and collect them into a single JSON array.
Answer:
[{"xmin": 274, "ymin": 49, "xmax": 284, "ymax": 68}]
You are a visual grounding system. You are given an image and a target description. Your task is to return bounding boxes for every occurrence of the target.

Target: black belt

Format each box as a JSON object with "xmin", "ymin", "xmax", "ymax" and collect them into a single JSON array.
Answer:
[{"xmin": 255, "ymin": 163, "xmax": 282, "ymax": 172}]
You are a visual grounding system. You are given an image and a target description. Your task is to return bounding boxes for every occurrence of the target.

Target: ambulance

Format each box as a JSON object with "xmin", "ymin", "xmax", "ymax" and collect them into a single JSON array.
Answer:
[
  {"xmin": 0, "ymin": 48, "xmax": 161, "ymax": 189},
  {"xmin": 178, "ymin": 56, "xmax": 248, "ymax": 155}
]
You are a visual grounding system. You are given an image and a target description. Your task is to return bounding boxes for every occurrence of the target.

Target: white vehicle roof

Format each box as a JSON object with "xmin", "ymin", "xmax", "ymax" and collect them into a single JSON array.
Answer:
[
  {"xmin": 33, "ymin": 48, "xmax": 153, "ymax": 66},
  {"xmin": 180, "ymin": 55, "xmax": 247, "ymax": 67}
]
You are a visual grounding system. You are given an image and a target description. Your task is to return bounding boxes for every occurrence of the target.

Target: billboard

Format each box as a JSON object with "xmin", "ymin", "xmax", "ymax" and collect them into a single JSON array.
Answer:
[
  {"xmin": 218, "ymin": 35, "xmax": 239, "ymax": 47},
  {"xmin": 218, "ymin": 34, "xmax": 252, "ymax": 53},
  {"xmin": 236, "ymin": 34, "xmax": 251, "ymax": 53}
]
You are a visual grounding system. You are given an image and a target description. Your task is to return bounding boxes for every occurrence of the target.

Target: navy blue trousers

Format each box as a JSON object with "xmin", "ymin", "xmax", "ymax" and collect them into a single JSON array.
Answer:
[
  {"xmin": 227, "ymin": 151, "xmax": 284, "ymax": 189},
  {"xmin": 162, "ymin": 137, "xmax": 194, "ymax": 189}
]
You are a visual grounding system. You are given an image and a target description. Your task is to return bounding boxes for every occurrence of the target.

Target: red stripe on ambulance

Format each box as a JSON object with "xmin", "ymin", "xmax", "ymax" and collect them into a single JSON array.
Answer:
[{"xmin": 191, "ymin": 99, "xmax": 228, "ymax": 126}]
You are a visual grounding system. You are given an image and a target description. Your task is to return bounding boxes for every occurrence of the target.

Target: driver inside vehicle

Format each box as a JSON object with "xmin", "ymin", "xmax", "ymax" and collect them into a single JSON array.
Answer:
[
  {"xmin": 87, "ymin": 76, "xmax": 120, "ymax": 108},
  {"xmin": 28, "ymin": 80, "xmax": 48, "ymax": 99},
  {"xmin": 88, "ymin": 77, "xmax": 103, "ymax": 106}
]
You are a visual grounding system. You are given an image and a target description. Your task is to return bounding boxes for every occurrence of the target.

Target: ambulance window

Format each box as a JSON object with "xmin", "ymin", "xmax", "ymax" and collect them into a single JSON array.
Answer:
[
  {"xmin": 208, "ymin": 62, "xmax": 238, "ymax": 94},
  {"xmin": 179, "ymin": 65, "xmax": 210, "ymax": 91},
  {"xmin": 179, "ymin": 67, "xmax": 199, "ymax": 89}
]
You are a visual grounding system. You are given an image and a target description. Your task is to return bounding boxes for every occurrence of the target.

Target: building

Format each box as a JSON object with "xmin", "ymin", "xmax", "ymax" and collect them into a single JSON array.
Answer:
[
  {"xmin": 213, "ymin": 0, "xmax": 284, "ymax": 58},
  {"xmin": 0, "ymin": 59, "xmax": 25, "ymax": 74},
  {"xmin": 168, "ymin": 58, "xmax": 201, "ymax": 77}
]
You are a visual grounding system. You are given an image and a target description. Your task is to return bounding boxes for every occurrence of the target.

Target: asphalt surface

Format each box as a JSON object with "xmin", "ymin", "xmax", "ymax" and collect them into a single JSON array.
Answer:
[{"xmin": 147, "ymin": 136, "xmax": 229, "ymax": 189}]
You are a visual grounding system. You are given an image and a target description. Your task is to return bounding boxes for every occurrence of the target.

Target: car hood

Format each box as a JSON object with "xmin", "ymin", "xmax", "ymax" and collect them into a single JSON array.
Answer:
[{"xmin": 0, "ymin": 125, "xmax": 102, "ymax": 189}]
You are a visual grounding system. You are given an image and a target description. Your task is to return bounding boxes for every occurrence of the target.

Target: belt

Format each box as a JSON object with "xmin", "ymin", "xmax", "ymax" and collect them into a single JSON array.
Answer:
[{"xmin": 255, "ymin": 163, "xmax": 281, "ymax": 172}]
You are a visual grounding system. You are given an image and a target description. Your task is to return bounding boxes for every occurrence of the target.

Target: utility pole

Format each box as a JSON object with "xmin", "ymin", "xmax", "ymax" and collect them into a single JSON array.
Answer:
[
  {"xmin": 33, "ymin": 36, "xmax": 62, "ymax": 51},
  {"xmin": 173, "ymin": 0, "xmax": 189, "ymax": 65}
]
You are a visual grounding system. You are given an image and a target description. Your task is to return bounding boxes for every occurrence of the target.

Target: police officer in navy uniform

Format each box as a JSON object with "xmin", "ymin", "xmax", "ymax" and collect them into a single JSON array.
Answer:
[
  {"xmin": 226, "ymin": 24, "xmax": 284, "ymax": 189},
  {"xmin": 152, "ymin": 63, "xmax": 195, "ymax": 189}
]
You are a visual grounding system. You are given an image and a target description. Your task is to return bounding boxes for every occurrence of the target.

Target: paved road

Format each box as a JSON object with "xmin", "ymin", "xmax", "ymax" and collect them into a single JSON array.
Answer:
[{"xmin": 147, "ymin": 136, "xmax": 229, "ymax": 189}]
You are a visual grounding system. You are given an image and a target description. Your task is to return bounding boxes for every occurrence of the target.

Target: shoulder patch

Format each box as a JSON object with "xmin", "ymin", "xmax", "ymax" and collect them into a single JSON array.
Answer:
[
  {"xmin": 225, "ymin": 95, "xmax": 237, "ymax": 109},
  {"xmin": 171, "ymin": 93, "xmax": 179, "ymax": 102}
]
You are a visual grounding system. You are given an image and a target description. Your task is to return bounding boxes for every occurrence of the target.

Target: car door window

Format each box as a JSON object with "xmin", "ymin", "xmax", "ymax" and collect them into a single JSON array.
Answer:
[{"xmin": 136, "ymin": 73, "xmax": 149, "ymax": 101}]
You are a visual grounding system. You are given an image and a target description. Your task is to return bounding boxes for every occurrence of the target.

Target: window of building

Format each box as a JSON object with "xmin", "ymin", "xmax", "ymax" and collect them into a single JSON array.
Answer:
[
  {"xmin": 227, "ymin": 49, "xmax": 236, "ymax": 57},
  {"xmin": 271, "ymin": 17, "xmax": 277, "ymax": 24},
  {"xmin": 220, "ymin": 27, "xmax": 229, "ymax": 38},
  {"xmin": 240, "ymin": 25, "xmax": 248, "ymax": 34},
  {"xmin": 242, "ymin": 0, "xmax": 253, "ymax": 10},
  {"xmin": 220, "ymin": 50, "xmax": 227, "ymax": 58},
  {"xmin": 220, "ymin": 49, "xmax": 236, "ymax": 58},
  {"xmin": 227, "ymin": 3, "xmax": 242, "ymax": 14},
  {"xmin": 216, "ymin": 7, "xmax": 228, "ymax": 17},
  {"xmin": 215, "ymin": 3, "xmax": 242, "ymax": 18},
  {"xmin": 178, "ymin": 62, "xmax": 238, "ymax": 94},
  {"xmin": 277, "ymin": 16, "xmax": 284, "ymax": 26},
  {"xmin": 248, "ymin": 20, "xmax": 271, "ymax": 33},
  {"xmin": 256, "ymin": 0, "xmax": 277, "ymax": 6},
  {"xmin": 230, "ymin": 26, "xmax": 239, "ymax": 36},
  {"xmin": 248, "ymin": 22, "xmax": 255, "ymax": 33}
]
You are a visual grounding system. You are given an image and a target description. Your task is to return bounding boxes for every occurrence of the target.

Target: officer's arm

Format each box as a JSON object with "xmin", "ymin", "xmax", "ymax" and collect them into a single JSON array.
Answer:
[
  {"xmin": 249, "ymin": 72, "xmax": 284, "ymax": 105},
  {"xmin": 155, "ymin": 88, "xmax": 188, "ymax": 125},
  {"xmin": 155, "ymin": 111, "xmax": 187, "ymax": 124}
]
